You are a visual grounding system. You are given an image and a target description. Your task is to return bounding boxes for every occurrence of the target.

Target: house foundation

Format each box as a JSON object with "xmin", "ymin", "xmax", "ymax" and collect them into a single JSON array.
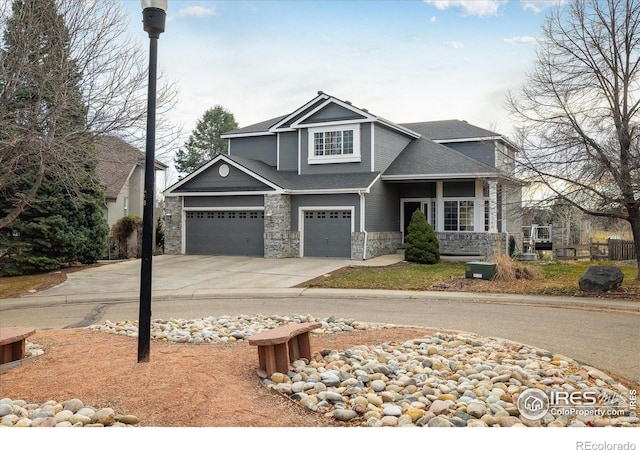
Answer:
[{"xmin": 436, "ymin": 232, "xmax": 509, "ymax": 260}]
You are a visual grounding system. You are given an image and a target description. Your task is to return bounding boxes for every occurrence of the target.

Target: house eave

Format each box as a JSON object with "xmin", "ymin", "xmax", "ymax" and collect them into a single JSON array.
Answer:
[
  {"xmin": 377, "ymin": 117, "xmax": 422, "ymax": 139},
  {"xmin": 221, "ymin": 131, "xmax": 275, "ymax": 138},
  {"xmin": 285, "ymin": 188, "xmax": 369, "ymax": 195},
  {"xmin": 382, "ymin": 173, "xmax": 499, "ymax": 181},
  {"xmin": 432, "ymin": 136, "xmax": 499, "ymax": 144},
  {"xmin": 165, "ymin": 190, "xmax": 283, "ymax": 197},
  {"xmin": 164, "ymin": 154, "xmax": 284, "ymax": 195}
]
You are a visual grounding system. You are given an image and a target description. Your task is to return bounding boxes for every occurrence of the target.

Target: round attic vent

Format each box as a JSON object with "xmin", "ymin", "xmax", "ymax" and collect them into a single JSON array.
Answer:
[{"xmin": 218, "ymin": 164, "xmax": 230, "ymax": 177}]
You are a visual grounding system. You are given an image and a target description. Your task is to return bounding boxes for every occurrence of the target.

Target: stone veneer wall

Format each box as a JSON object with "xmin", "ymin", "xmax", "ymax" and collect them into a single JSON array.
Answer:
[
  {"xmin": 164, "ymin": 196, "xmax": 182, "ymax": 255},
  {"xmin": 352, "ymin": 231, "xmax": 402, "ymax": 260},
  {"xmin": 365, "ymin": 232, "xmax": 403, "ymax": 260},
  {"xmin": 352, "ymin": 232, "xmax": 365, "ymax": 260},
  {"xmin": 264, "ymin": 194, "xmax": 299, "ymax": 258},
  {"xmin": 436, "ymin": 232, "xmax": 508, "ymax": 260}
]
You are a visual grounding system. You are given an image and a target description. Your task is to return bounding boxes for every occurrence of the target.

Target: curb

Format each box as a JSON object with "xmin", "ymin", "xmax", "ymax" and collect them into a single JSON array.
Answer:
[{"xmin": 2, "ymin": 288, "xmax": 639, "ymax": 313}]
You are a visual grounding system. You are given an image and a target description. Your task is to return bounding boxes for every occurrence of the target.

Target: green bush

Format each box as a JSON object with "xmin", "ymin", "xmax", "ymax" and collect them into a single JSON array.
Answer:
[{"xmin": 405, "ymin": 209, "xmax": 440, "ymax": 264}]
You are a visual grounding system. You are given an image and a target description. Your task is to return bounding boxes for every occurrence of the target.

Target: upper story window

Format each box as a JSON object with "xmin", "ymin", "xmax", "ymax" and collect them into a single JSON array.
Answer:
[{"xmin": 308, "ymin": 124, "xmax": 360, "ymax": 164}]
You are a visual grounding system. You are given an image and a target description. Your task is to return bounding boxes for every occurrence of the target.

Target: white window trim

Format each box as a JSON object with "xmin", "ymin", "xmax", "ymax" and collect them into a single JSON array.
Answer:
[
  {"xmin": 443, "ymin": 198, "xmax": 476, "ymax": 232},
  {"xmin": 307, "ymin": 124, "xmax": 361, "ymax": 165}
]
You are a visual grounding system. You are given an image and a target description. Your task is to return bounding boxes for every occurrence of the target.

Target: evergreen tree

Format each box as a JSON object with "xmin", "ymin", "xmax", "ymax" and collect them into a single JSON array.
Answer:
[
  {"xmin": 174, "ymin": 105, "xmax": 238, "ymax": 175},
  {"xmin": 405, "ymin": 209, "xmax": 440, "ymax": 265},
  {"xmin": 0, "ymin": 0, "xmax": 107, "ymax": 275}
]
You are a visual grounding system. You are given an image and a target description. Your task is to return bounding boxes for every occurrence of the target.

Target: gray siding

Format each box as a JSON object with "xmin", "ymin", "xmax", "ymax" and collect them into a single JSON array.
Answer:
[
  {"xmin": 300, "ymin": 102, "xmax": 365, "ymax": 124},
  {"xmin": 290, "ymin": 194, "xmax": 360, "ymax": 230},
  {"xmin": 374, "ymin": 124, "xmax": 413, "ymax": 172},
  {"xmin": 185, "ymin": 196, "xmax": 264, "ymax": 208},
  {"xmin": 174, "ymin": 161, "xmax": 271, "ymax": 193},
  {"xmin": 443, "ymin": 141, "xmax": 495, "ymax": 167},
  {"xmin": 365, "ymin": 180, "xmax": 399, "ymax": 232},
  {"xmin": 397, "ymin": 182, "xmax": 437, "ymax": 198},
  {"xmin": 278, "ymin": 131, "xmax": 298, "ymax": 171},
  {"xmin": 299, "ymin": 123, "xmax": 372, "ymax": 175},
  {"xmin": 280, "ymin": 98, "xmax": 327, "ymax": 128},
  {"xmin": 229, "ymin": 135, "xmax": 277, "ymax": 166},
  {"xmin": 443, "ymin": 180, "xmax": 475, "ymax": 197}
]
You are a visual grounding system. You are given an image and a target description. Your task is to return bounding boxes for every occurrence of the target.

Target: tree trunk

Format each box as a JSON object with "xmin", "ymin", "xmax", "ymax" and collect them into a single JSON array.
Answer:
[
  {"xmin": 627, "ymin": 205, "xmax": 640, "ymax": 280},
  {"xmin": 0, "ymin": 161, "xmax": 45, "ymax": 230}
]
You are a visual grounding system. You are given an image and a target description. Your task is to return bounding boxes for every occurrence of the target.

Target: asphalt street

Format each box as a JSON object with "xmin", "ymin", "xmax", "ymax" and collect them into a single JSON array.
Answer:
[{"xmin": 1, "ymin": 255, "xmax": 638, "ymax": 385}]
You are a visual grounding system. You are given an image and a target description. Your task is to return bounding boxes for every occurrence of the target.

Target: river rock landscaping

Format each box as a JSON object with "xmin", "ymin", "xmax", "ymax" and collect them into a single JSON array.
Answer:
[{"xmin": 1, "ymin": 314, "xmax": 637, "ymax": 427}]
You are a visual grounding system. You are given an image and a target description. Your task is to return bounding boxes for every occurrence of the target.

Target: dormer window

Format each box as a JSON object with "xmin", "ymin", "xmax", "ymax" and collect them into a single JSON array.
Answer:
[{"xmin": 308, "ymin": 124, "xmax": 360, "ymax": 164}]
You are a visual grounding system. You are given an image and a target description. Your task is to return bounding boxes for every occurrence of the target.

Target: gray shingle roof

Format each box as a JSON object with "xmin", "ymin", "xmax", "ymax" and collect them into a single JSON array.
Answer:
[
  {"xmin": 96, "ymin": 136, "xmax": 167, "ymax": 200},
  {"xmin": 383, "ymin": 138, "xmax": 498, "ymax": 178},
  {"xmin": 222, "ymin": 115, "xmax": 287, "ymax": 135},
  {"xmin": 226, "ymin": 155, "xmax": 378, "ymax": 191},
  {"xmin": 401, "ymin": 120, "xmax": 499, "ymax": 141}
]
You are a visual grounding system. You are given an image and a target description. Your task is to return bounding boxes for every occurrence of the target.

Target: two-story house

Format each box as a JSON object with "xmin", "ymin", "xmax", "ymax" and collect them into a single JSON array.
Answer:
[{"xmin": 163, "ymin": 91, "xmax": 522, "ymax": 260}]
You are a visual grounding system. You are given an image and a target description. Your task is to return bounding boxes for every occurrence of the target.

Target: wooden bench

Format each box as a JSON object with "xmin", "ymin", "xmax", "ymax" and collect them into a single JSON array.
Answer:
[
  {"xmin": 248, "ymin": 322, "xmax": 321, "ymax": 376},
  {"xmin": 0, "ymin": 327, "xmax": 36, "ymax": 365}
]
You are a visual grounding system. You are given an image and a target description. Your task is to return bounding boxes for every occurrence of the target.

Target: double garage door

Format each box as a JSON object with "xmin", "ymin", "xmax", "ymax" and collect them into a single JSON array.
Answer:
[
  {"xmin": 185, "ymin": 208, "xmax": 352, "ymax": 258},
  {"xmin": 185, "ymin": 210, "xmax": 264, "ymax": 256}
]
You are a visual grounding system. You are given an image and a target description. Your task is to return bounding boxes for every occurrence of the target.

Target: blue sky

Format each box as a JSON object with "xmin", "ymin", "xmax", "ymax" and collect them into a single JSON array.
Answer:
[{"xmin": 121, "ymin": 0, "xmax": 558, "ymax": 150}]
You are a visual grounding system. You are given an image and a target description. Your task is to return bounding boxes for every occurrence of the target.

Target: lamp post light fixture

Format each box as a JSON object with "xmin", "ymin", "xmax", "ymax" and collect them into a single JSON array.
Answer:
[{"xmin": 138, "ymin": 0, "xmax": 167, "ymax": 363}]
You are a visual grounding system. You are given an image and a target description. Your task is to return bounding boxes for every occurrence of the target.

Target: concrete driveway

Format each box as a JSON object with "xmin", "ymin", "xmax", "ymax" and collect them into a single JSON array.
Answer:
[{"xmin": 27, "ymin": 254, "xmax": 401, "ymax": 301}]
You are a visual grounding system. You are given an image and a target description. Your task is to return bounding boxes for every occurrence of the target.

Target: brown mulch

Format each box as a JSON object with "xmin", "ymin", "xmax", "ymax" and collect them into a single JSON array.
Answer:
[{"xmin": 0, "ymin": 327, "xmax": 432, "ymax": 427}]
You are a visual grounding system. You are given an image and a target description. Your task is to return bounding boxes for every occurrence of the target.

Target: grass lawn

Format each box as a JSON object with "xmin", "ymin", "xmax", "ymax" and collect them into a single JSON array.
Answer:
[
  {"xmin": 301, "ymin": 259, "xmax": 640, "ymax": 299},
  {"xmin": 0, "ymin": 265, "xmax": 97, "ymax": 299}
]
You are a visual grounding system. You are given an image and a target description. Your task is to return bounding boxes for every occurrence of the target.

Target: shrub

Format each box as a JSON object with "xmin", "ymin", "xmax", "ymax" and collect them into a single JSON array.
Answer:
[
  {"xmin": 110, "ymin": 215, "xmax": 142, "ymax": 259},
  {"xmin": 492, "ymin": 254, "xmax": 544, "ymax": 281},
  {"xmin": 405, "ymin": 209, "xmax": 440, "ymax": 264}
]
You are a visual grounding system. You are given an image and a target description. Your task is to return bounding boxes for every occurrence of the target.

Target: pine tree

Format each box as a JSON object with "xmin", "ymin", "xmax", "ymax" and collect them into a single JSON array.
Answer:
[
  {"xmin": 0, "ymin": 0, "xmax": 108, "ymax": 275},
  {"xmin": 174, "ymin": 105, "xmax": 238, "ymax": 175},
  {"xmin": 405, "ymin": 209, "xmax": 440, "ymax": 264}
]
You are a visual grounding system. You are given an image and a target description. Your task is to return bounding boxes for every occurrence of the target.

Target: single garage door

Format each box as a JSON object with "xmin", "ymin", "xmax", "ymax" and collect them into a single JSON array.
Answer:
[
  {"xmin": 185, "ymin": 211, "xmax": 264, "ymax": 256},
  {"xmin": 303, "ymin": 210, "xmax": 352, "ymax": 258}
]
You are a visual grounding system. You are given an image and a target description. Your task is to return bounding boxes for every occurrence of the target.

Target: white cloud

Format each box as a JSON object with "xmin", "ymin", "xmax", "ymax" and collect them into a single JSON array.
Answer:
[
  {"xmin": 178, "ymin": 6, "xmax": 216, "ymax": 18},
  {"xmin": 443, "ymin": 40, "xmax": 464, "ymax": 49},
  {"xmin": 430, "ymin": 16, "xmax": 437, "ymax": 23},
  {"xmin": 504, "ymin": 36, "xmax": 538, "ymax": 45},
  {"xmin": 520, "ymin": 0, "xmax": 562, "ymax": 14},
  {"xmin": 423, "ymin": 0, "xmax": 505, "ymax": 16}
]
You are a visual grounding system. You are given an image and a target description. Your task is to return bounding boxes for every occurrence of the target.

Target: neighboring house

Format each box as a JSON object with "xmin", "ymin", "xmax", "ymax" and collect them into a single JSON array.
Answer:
[
  {"xmin": 164, "ymin": 91, "xmax": 522, "ymax": 260},
  {"xmin": 96, "ymin": 135, "xmax": 168, "ymax": 229}
]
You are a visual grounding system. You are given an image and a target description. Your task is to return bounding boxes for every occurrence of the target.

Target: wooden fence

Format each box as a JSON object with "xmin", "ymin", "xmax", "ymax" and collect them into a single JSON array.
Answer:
[
  {"xmin": 607, "ymin": 239, "xmax": 636, "ymax": 261},
  {"xmin": 553, "ymin": 239, "xmax": 636, "ymax": 261}
]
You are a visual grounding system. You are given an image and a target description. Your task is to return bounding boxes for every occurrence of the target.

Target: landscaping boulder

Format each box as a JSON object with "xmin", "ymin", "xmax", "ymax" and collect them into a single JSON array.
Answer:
[{"xmin": 578, "ymin": 266, "xmax": 624, "ymax": 292}]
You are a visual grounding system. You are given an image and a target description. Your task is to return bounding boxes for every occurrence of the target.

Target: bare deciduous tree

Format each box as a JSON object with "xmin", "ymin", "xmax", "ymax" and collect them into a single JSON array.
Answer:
[
  {"xmin": 0, "ymin": 0, "xmax": 179, "ymax": 229},
  {"xmin": 507, "ymin": 0, "xmax": 640, "ymax": 278}
]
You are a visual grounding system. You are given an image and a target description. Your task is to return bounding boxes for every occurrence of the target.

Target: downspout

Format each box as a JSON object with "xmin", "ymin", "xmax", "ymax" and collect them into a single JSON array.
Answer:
[{"xmin": 359, "ymin": 191, "xmax": 367, "ymax": 260}]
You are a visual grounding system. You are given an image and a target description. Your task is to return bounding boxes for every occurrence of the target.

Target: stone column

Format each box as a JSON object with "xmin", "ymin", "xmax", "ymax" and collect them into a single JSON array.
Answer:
[
  {"xmin": 264, "ymin": 194, "xmax": 297, "ymax": 258},
  {"xmin": 163, "ymin": 196, "xmax": 182, "ymax": 255}
]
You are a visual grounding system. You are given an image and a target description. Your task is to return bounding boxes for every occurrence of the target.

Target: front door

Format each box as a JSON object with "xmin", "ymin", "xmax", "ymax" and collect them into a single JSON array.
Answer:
[{"xmin": 403, "ymin": 199, "xmax": 437, "ymax": 241}]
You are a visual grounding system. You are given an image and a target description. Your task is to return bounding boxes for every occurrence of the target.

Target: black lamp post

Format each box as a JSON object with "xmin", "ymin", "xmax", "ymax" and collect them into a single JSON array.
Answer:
[{"xmin": 138, "ymin": 0, "xmax": 167, "ymax": 363}]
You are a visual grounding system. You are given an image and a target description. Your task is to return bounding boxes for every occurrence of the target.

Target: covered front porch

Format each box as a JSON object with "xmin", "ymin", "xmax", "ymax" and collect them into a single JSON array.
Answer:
[{"xmin": 396, "ymin": 178, "xmax": 518, "ymax": 260}]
